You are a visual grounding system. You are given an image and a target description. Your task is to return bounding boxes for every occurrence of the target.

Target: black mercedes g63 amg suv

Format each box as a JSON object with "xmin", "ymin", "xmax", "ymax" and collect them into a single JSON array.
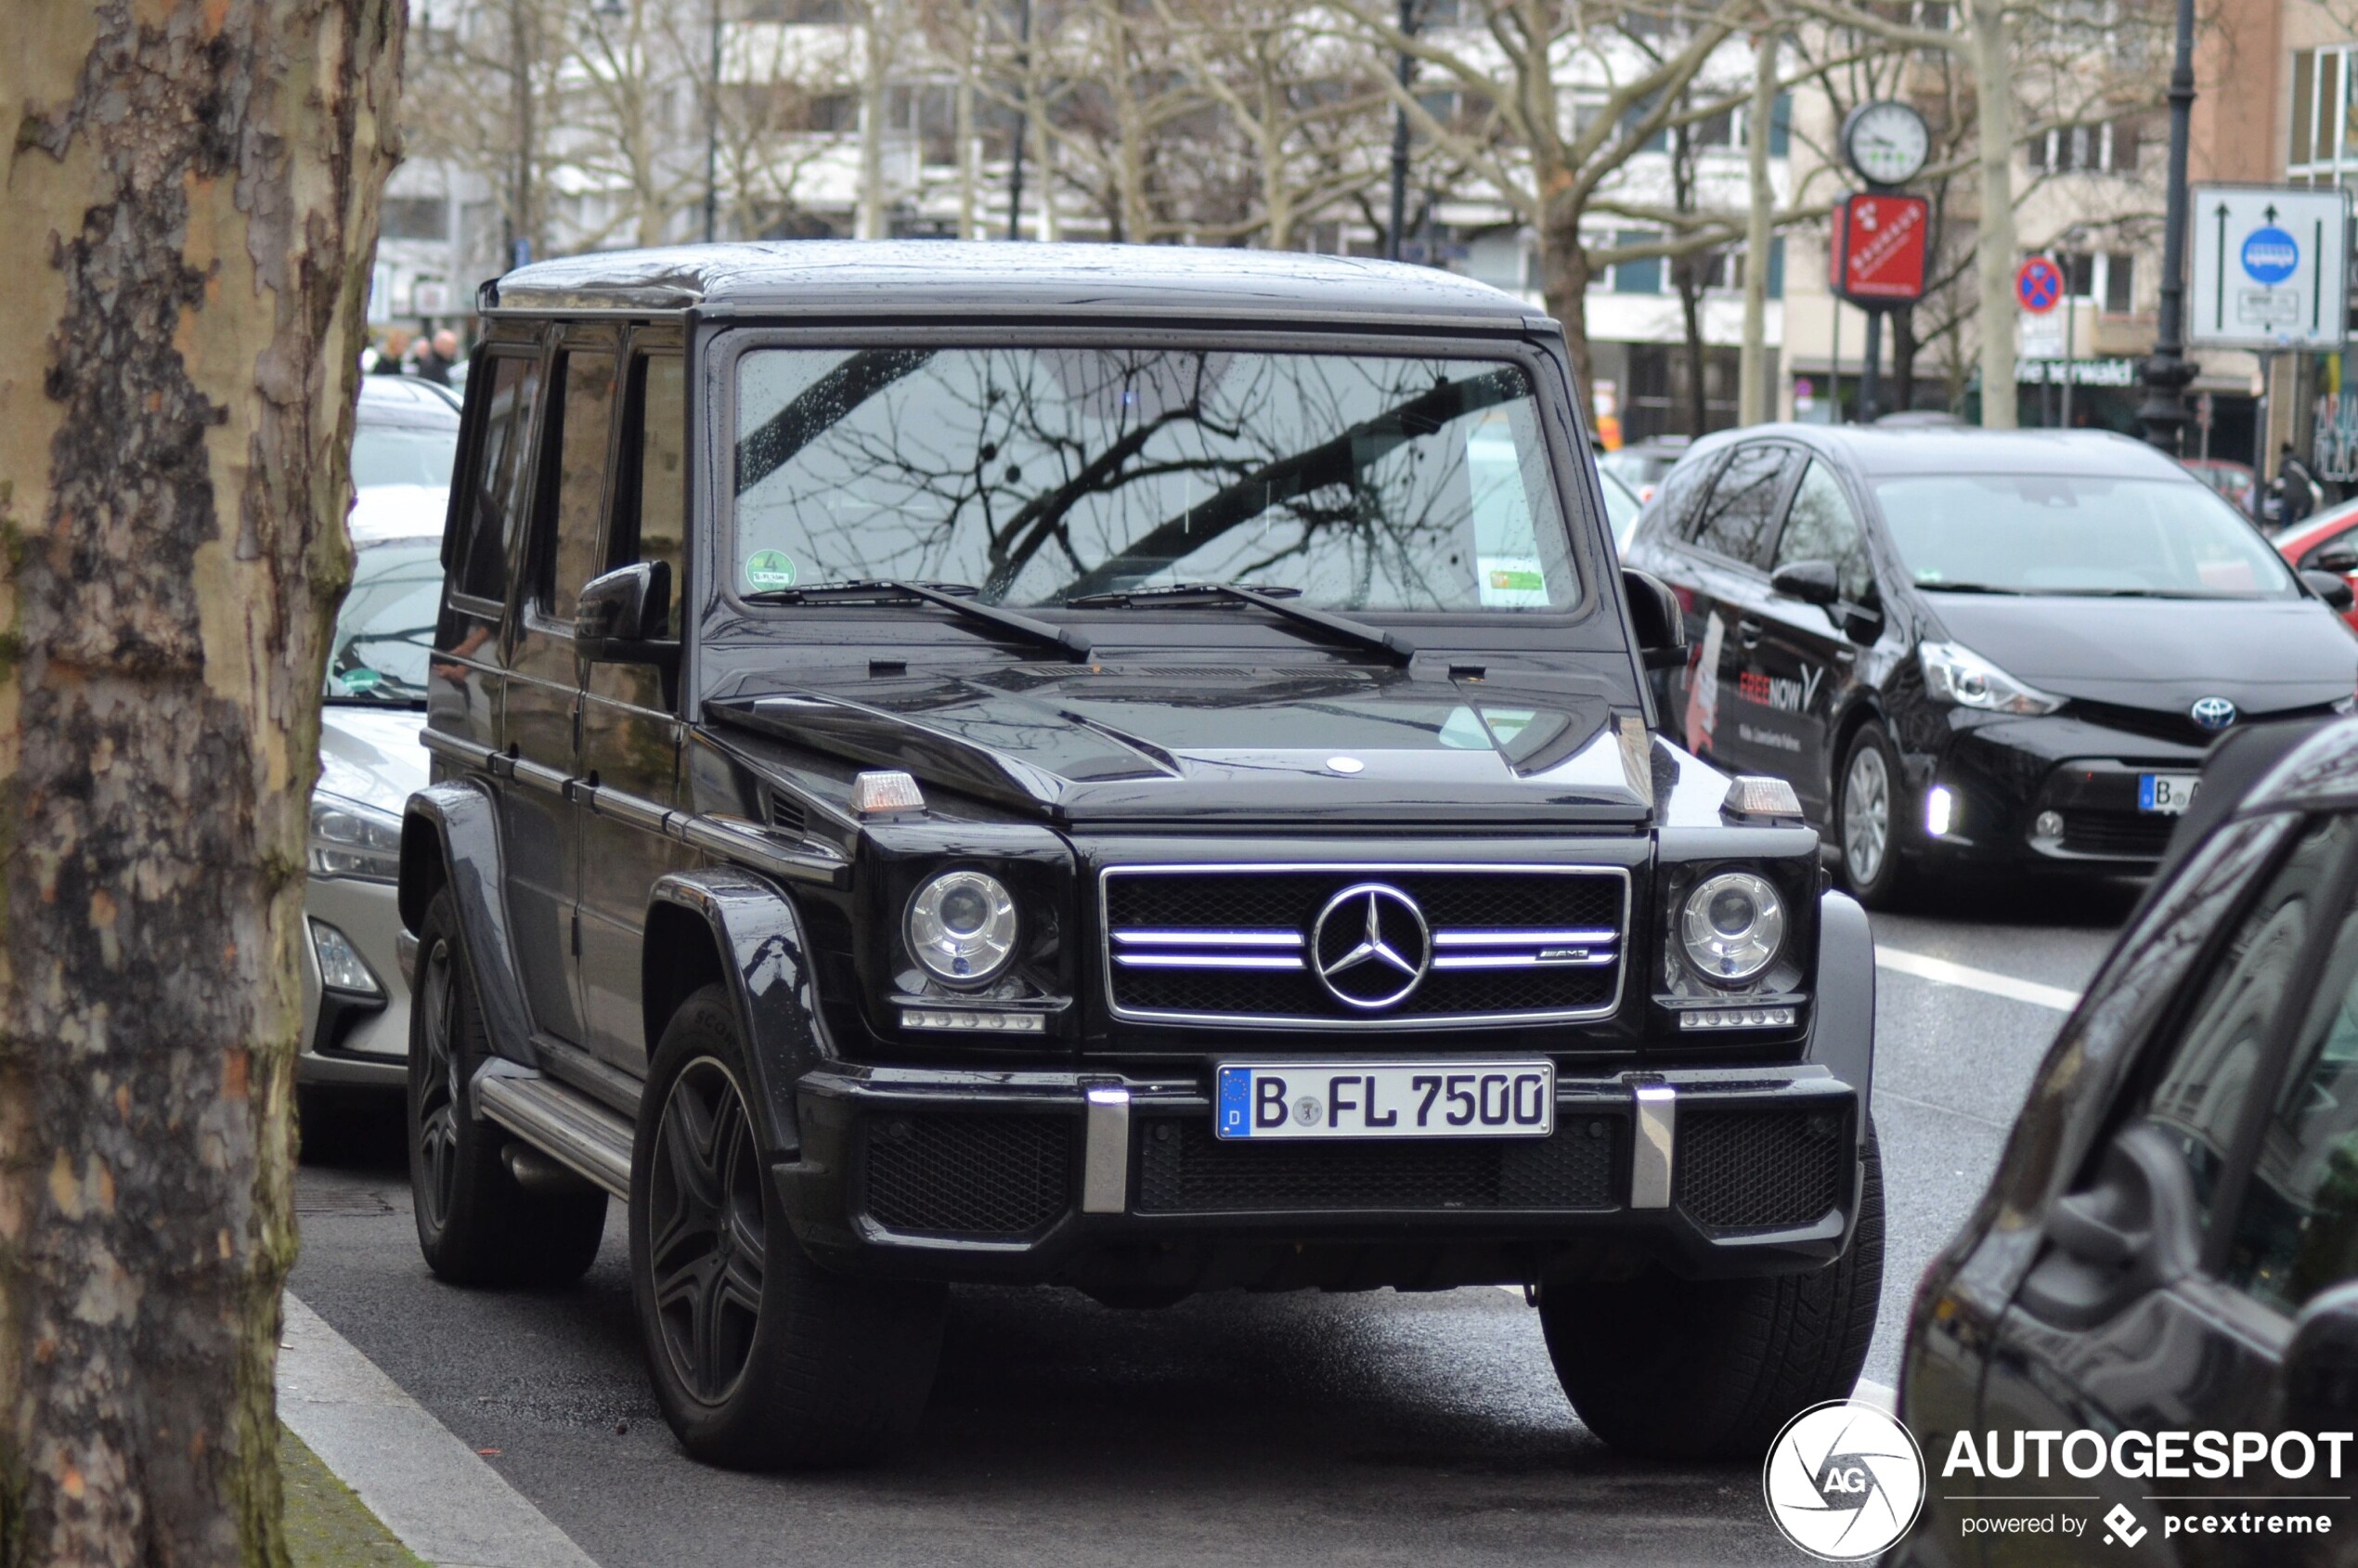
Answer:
[{"xmin": 397, "ymin": 241, "xmax": 1882, "ymax": 1470}]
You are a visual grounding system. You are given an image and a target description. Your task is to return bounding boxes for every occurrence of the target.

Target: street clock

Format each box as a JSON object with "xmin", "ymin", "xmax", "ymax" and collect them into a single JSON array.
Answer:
[{"xmin": 1841, "ymin": 100, "xmax": 1931, "ymax": 188}]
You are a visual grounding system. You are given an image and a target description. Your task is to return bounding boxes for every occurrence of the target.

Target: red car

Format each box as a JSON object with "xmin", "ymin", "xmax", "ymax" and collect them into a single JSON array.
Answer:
[{"xmin": 2275, "ymin": 498, "xmax": 2358, "ymax": 630}]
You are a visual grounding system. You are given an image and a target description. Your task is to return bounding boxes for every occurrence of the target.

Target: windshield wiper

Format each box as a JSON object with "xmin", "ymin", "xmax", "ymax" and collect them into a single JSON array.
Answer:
[
  {"xmin": 1065, "ymin": 580, "xmax": 1415, "ymax": 666},
  {"xmin": 744, "ymin": 577, "xmax": 1093, "ymax": 662},
  {"xmin": 1914, "ymin": 581, "xmax": 2027, "ymax": 595}
]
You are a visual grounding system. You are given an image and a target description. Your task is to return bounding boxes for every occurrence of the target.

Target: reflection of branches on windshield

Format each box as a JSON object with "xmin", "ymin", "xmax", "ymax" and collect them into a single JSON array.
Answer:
[
  {"xmin": 1058, "ymin": 367, "xmax": 1521, "ymax": 602},
  {"xmin": 736, "ymin": 348, "xmax": 935, "ymax": 493},
  {"xmin": 737, "ymin": 349, "xmax": 1516, "ymax": 609}
]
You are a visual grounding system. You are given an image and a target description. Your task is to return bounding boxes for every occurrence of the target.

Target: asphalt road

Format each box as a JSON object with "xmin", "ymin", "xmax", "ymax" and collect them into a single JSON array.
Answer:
[{"xmin": 290, "ymin": 875, "xmax": 2141, "ymax": 1568}]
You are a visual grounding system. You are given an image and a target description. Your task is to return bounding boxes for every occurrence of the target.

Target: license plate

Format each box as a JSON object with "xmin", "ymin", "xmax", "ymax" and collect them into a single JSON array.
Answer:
[
  {"xmin": 1214, "ymin": 1061, "xmax": 1555, "ymax": 1140},
  {"xmin": 2139, "ymin": 773, "xmax": 2199, "ymax": 815}
]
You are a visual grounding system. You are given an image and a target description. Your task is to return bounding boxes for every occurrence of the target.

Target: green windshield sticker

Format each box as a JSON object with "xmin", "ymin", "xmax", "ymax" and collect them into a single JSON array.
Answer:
[
  {"xmin": 336, "ymin": 667, "xmax": 383, "ymax": 693},
  {"xmin": 745, "ymin": 550, "xmax": 798, "ymax": 591}
]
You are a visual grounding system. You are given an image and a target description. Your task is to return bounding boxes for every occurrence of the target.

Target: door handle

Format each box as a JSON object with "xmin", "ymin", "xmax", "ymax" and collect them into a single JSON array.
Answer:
[
  {"xmin": 1833, "ymin": 646, "xmax": 1858, "ymax": 666},
  {"xmin": 1736, "ymin": 619, "xmax": 1764, "ymax": 650}
]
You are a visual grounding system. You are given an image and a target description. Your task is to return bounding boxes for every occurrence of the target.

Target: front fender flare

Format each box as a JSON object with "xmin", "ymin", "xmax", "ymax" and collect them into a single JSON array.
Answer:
[
  {"xmin": 400, "ymin": 781, "xmax": 538, "ymax": 1069},
  {"xmin": 647, "ymin": 867, "xmax": 832, "ymax": 1160},
  {"xmin": 1808, "ymin": 888, "xmax": 1875, "ymax": 1142}
]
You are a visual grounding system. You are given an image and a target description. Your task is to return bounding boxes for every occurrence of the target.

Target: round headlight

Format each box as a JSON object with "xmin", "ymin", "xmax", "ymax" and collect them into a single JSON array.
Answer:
[
  {"xmin": 1679, "ymin": 871, "xmax": 1785, "ymax": 985},
  {"xmin": 905, "ymin": 870, "xmax": 1019, "ymax": 986}
]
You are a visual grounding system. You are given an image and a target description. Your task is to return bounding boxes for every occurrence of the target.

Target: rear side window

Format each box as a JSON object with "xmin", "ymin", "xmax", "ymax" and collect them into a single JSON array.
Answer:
[
  {"xmin": 1686, "ymin": 444, "xmax": 1794, "ymax": 568},
  {"xmin": 613, "ymin": 354, "xmax": 686, "ymax": 638},
  {"xmin": 531, "ymin": 350, "xmax": 619, "ymax": 625},
  {"xmin": 1645, "ymin": 453, "xmax": 1717, "ymax": 546},
  {"xmin": 449, "ymin": 354, "xmax": 543, "ymax": 603},
  {"xmin": 2132, "ymin": 815, "xmax": 2356, "ymax": 1234}
]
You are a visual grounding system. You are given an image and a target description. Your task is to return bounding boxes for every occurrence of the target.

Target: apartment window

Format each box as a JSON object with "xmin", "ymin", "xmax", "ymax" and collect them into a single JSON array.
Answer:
[
  {"xmin": 2290, "ymin": 47, "xmax": 2358, "ymax": 176},
  {"xmin": 2026, "ymin": 118, "xmax": 2141, "ymax": 173},
  {"xmin": 1613, "ymin": 230, "xmax": 1663, "ymax": 293},
  {"xmin": 805, "ymin": 92, "xmax": 859, "ymax": 135},
  {"xmin": 2104, "ymin": 252, "xmax": 2134, "ymax": 313},
  {"xmin": 382, "ymin": 196, "xmax": 449, "ymax": 241}
]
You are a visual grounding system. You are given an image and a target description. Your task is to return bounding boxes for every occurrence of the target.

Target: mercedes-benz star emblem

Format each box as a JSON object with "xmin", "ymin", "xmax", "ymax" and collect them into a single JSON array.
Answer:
[
  {"xmin": 1310, "ymin": 883, "xmax": 1432, "ymax": 1010},
  {"xmin": 2191, "ymin": 695, "xmax": 2238, "ymax": 731}
]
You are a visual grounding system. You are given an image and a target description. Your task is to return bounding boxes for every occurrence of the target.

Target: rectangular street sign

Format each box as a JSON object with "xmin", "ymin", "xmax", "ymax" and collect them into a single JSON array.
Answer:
[
  {"xmin": 1829, "ymin": 192, "xmax": 1930, "ymax": 304},
  {"xmin": 2189, "ymin": 184, "xmax": 2351, "ymax": 349}
]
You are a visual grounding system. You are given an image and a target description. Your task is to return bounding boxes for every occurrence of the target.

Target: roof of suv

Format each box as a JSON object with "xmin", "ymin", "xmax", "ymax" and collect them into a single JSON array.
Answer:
[
  {"xmin": 486, "ymin": 240, "xmax": 1538, "ymax": 329},
  {"xmin": 1686, "ymin": 422, "xmax": 2188, "ymax": 481}
]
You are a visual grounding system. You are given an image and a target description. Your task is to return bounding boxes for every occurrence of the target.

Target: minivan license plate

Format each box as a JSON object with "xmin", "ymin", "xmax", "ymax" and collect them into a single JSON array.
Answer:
[
  {"xmin": 1214, "ymin": 1061, "xmax": 1555, "ymax": 1140},
  {"xmin": 2139, "ymin": 773, "xmax": 2199, "ymax": 815}
]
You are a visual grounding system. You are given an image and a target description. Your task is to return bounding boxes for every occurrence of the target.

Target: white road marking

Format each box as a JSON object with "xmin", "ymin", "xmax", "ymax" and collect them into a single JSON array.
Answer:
[
  {"xmin": 1874, "ymin": 945, "xmax": 2080, "ymax": 1014},
  {"xmin": 279, "ymin": 1292, "xmax": 601, "ymax": 1568}
]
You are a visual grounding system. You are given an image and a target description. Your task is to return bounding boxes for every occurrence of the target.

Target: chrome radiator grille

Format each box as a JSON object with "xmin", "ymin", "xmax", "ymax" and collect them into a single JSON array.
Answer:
[{"xmin": 1100, "ymin": 863, "xmax": 1628, "ymax": 1029}]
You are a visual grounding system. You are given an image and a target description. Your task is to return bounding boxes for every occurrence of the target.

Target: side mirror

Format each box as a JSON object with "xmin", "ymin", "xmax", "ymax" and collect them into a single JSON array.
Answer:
[
  {"xmin": 576, "ymin": 561, "xmax": 676, "ymax": 662},
  {"xmin": 1623, "ymin": 567, "xmax": 1689, "ymax": 671},
  {"xmin": 2313, "ymin": 543, "xmax": 2358, "ymax": 574},
  {"xmin": 1769, "ymin": 559, "xmax": 1843, "ymax": 607},
  {"xmin": 2303, "ymin": 568, "xmax": 2356, "ymax": 612},
  {"xmin": 2286, "ymin": 1281, "xmax": 2358, "ymax": 1426}
]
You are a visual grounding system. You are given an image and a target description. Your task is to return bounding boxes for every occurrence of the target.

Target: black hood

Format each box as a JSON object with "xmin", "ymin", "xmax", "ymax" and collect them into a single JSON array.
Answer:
[
  {"xmin": 1925, "ymin": 594, "xmax": 2358, "ymax": 717},
  {"xmin": 706, "ymin": 662, "xmax": 1664, "ymax": 827}
]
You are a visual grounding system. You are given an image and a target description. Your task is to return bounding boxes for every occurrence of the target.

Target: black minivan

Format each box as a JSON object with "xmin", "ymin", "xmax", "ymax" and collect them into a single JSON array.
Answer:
[{"xmin": 1621, "ymin": 427, "xmax": 2358, "ymax": 905}]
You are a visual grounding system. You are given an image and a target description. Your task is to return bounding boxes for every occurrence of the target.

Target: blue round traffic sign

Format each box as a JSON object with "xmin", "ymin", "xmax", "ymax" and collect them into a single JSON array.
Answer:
[
  {"xmin": 2016, "ymin": 255, "xmax": 2063, "ymax": 314},
  {"xmin": 2242, "ymin": 226, "xmax": 2300, "ymax": 284}
]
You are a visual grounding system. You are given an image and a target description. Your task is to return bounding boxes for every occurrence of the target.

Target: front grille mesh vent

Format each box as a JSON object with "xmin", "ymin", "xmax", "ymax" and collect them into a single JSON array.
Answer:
[
  {"xmin": 864, "ymin": 1113, "xmax": 1071, "ymax": 1237},
  {"xmin": 1675, "ymin": 1108, "xmax": 1846, "ymax": 1233}
]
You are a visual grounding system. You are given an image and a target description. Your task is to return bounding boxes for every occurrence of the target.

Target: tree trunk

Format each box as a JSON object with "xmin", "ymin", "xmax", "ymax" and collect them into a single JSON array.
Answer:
[
  {"xmin": 1738, "ymin": 32, "xmax": 1777, "ymax": 425},
  {"xmin": 1678, "ymin": 266, "xmax": 1709, "ymax": 436},
  {"xmin": 858, "ymin": 0, "xmax": 889, "ymax": 240},
  {"xmin": 1536, "ymin": 228, "xmax": 1600, "ymax": 408},
  {"xmin": 0, "ymin": 4, "xmax": 403, "ymax": 1566},
  {"xmin": 1969, "ymin": 0, "xmax": 2018, "ymax": 427}
]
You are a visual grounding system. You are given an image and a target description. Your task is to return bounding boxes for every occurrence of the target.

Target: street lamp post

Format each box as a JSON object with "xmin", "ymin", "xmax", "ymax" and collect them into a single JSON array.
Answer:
[
  {"xmin": 2137, "ymin": 0, "xmax": 2198, "ymax": 451},
  {"xmin": 1386, "ymin": 0, "xmax": 1417, "ymax": 262},
  {"xmin": 1006, "ymin": 0, "xmax": 1031, "ymax": 240}
]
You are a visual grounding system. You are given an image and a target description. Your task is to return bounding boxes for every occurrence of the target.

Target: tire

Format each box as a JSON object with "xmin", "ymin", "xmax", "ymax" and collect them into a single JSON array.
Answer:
[
  {"xmin": 629, "ymin": 984, "xmax": 947, "ymax": 1469},
  {"xmin": 408, "ymin": 888, "xmax": 607, "ymax": 1287},
  {"xmin": 1540, "ymin": 1121, "xmax": 1885, "ymax": 1461},
  {"xmin": 1836, "ymin": 721, "xmax": 1912, "ymax": 909}
]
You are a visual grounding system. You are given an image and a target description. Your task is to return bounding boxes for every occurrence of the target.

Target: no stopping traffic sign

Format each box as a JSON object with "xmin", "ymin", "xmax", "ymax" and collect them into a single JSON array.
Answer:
[{"xmin": 2016, "ymin": 255, "xmax": 2063, "ymax": 315}]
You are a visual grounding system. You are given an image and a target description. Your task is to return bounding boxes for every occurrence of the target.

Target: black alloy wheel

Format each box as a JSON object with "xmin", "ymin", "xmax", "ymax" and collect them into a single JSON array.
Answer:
[
  {"xmin": 630, "ymin": 983, "xmax": 947, "ymax": 1469},
  {"xmin": 412, "ymin": 930, "xmax": 464, "ymax": 1237},
  {"xmin": 646, "ymin": 1056, "xmax": 769, "ymax": 1406},
  {"xmin": 405, "ymin": 888, "xmax": 606, "ymax": 1287}
]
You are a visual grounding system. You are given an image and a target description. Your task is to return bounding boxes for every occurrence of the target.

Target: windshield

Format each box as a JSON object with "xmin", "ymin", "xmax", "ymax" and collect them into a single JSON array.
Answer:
[
  {"xmin": 354, "ymin": 425, "xmax": 460, "ymax": 489},
  {"xmin": 731, "ymin": 347, "xmax": 1579, "ymax": 612},
  {"xmin": 327, "ymin": 539, "xmax": 442, "ymax": 705},
  {"xmin": 1873, "ymin": 473, "xmax": 2301, "ymax": 598}
]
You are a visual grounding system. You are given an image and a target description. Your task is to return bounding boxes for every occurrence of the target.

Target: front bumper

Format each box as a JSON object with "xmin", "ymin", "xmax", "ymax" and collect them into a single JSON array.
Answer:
[
  {"xmin": 1905, "ymin": 713, "xmax": 2209, "ymax": 875},
  {"xmin": 296, "ymin": 875, "xmax": 408, "ymax": 1091},
  {"xmin": 774, "ymin": 1060, "xmax": 1865, "ymax": 1293}
]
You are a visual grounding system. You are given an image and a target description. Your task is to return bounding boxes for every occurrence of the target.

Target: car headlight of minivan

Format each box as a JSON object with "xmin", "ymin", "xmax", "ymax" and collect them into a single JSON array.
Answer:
[
  {"xmin": 905, "ymin": 869, "xmax": 1019, "ymax": 986},
  {"xmin": 1679, "ymin": 871, "xmax": 1785, "ymax": 984},
  {"xmin": 1918, "ymin": 640, "xmax": 2065, "ymax": 716},
  {"xmin": 308, "ymin": 793, "xmax": 402, "ymax": 883}
]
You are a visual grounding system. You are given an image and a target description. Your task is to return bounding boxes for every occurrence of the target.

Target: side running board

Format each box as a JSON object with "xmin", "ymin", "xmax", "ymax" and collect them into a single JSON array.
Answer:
[{"xmin": 474, "ymin": 1065, "xmax": 634, "ymax": 1200}]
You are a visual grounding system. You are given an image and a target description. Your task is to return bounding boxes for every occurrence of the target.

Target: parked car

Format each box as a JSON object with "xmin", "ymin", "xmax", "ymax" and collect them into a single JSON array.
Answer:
[
  {"xmin": 1620, "ymin": 426, "xmax": 2358, "ymax": 905},
  {"xmin": 350, "ymin": 376, "xmax": 460, "ymax": 542},
  {"xmin": 2183, "ymin": 455, "xmax": 2259, "ymax": 518},
  {"xmin": 2275, "ymin": 497, "xmax": 2358, "ymax": 633},
  {"xmin": 1891, "ymin": 716, "xmax": 2358, "ymax": 1567},
  {"xmin": 297, "ymin": 382, "xmax": 458, "ymax": 1093},
  {"xmin": 1598, "ymin": 434, "xmax": 1691, "ymax": 504},
  {"xmin": 397, "ymin": 240, "xmax": 1883, "ymax": 1471}
]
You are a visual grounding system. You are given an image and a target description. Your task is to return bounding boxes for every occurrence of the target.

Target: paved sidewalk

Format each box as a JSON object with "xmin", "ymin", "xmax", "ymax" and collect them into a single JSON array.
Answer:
[{"xmin": 279, "ymin": 1292, "xmax": 602, "ymax": 1568}]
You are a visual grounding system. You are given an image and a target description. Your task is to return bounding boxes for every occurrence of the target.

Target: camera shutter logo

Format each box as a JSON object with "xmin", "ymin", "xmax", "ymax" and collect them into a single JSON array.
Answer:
[{"xmin": 1761, "ymin": 1400, "xmax": 1926, "ymax": 1561}]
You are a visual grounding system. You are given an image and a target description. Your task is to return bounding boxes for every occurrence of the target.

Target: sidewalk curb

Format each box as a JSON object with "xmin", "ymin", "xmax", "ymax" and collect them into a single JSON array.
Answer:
[{"xmin": 278, "ymin": 1292, "xmax": 601, "ymax": 1568}]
